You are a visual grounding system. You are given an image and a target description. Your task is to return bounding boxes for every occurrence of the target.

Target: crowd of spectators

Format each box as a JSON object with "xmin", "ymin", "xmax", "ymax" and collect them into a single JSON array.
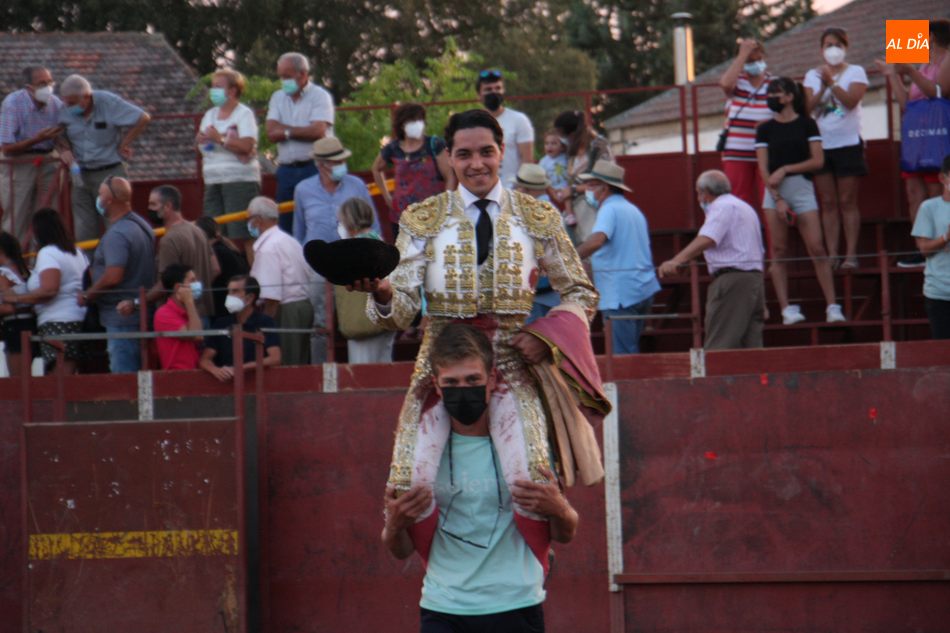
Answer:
[{"xmin": 2, "ymin": 24, "xmax": 950, "ymax": 378}]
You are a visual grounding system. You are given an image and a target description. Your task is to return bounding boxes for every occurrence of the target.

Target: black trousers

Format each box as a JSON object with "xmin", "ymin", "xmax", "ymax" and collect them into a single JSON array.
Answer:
[
  {"xmin": 926, "ymin": 297, "xmax": 950, "ymax": 340},
  {"xmin": 420, "ymin": 604, "xmax": 545, "ymax": 633}
]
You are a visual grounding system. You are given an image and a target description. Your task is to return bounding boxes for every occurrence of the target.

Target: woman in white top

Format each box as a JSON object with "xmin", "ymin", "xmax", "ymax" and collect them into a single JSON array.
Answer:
[
  {"xmin": 0, "ymin": 231, "xmax": 34, "ymax": 375},
  {"xmin": 198, "ymin": 69, "xmax": 261, "ymax": 258},
  {"xmin": 1, "ymin": 209, "xmax": 88, "ymax": 373},
  {"xmin": 804, "ymin": 27, "xmax": 869, "ymax": 270}
]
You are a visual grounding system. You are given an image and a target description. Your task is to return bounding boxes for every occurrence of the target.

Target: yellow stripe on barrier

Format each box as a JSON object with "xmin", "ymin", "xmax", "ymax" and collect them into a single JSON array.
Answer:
[
  {"xmin": 29, "ymin": 529, "xmax": 239, "ymax": 560},
  {"xmin": 74, "ymin": 178, "xmax": 394, "ymax": 252}
]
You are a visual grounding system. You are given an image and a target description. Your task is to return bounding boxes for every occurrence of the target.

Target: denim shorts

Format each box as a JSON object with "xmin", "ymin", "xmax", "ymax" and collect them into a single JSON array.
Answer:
[{"xmin": 762, "ymin": 174, "xmax": 818, "ymax": 215}]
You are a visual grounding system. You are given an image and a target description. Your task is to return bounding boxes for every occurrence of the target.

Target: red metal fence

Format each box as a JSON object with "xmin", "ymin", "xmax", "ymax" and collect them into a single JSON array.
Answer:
[{"xmin": 2, "ymin": 340, "xmax": 950, "ymax": 631}]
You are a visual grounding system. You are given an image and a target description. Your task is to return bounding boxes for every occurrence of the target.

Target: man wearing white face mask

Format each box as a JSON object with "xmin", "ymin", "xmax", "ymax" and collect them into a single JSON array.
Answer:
[
  {"xmin": 200, "ymin": 275, "xmax": 281, "ymax": 381},
  {"xmin": 292, "ymin": 137, "xmax": 379, "ymax": 245},
  {"xmin": 266, "ymin": 52, "xmax": 335, "ymax": 235},
  {"xmin": 719, "ymin": 39, "xmax": 774, "ymax": 213},
  {"xmin": 0, "ymin": 66, "xmax": 63, "ymax": 247}
]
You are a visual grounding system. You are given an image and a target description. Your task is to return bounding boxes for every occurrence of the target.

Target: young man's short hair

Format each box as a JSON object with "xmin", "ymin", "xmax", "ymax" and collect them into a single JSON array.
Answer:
[
  {"xmin": 161, "ymin": 263, "xmax": 192, "ymax": 291},
  {"xmin": 229, "ymin": 274, "xmax": 261, "ymax": 304},
  {"xmin": 429, "ymin": 323, "xmax": 494, "ymax": 375},
  {"xmin": 444, "ymin": 109, "xmax": 504, "ymax": 151}
]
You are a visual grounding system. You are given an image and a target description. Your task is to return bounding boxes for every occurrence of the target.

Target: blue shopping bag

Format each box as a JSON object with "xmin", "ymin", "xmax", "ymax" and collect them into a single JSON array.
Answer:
[{"xmin": 900, "ymin": 97, "xmax": 950, "ymax": 172}]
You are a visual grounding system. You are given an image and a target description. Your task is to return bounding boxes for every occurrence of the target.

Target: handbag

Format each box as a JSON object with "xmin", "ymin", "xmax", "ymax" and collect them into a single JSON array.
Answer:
[
  {"xmin": 716, "ymin": 87, "xmax": 760, "ymax": 152},
  {"xmin": 900, "ymin": 88, "xmax": 950, "ymax": 172},
  {"xmin": 332, "ymin": 285, "xmax": 386, "ymax": 340}
]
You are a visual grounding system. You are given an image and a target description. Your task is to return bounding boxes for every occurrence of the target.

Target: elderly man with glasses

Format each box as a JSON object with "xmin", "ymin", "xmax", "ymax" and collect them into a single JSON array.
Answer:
[{"xmin": 0, "ymin": 66, "xmax": 64, "ymax": 247}]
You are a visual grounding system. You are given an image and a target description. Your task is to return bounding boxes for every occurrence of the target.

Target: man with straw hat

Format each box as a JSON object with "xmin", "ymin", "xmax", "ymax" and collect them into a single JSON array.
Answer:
[{"xmin": 575, "ymin": 160, "xmax": 660, "ymax": 354}]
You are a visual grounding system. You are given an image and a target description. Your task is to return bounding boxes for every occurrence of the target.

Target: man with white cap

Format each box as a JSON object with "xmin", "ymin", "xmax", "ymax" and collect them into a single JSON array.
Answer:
[
  {"xmin": 292, "ymin": 136, "xmax": 379, "ymax": 246},
  {"xmin": 575, "ymin": 160, "xmax": 660, "ymax": 354}
]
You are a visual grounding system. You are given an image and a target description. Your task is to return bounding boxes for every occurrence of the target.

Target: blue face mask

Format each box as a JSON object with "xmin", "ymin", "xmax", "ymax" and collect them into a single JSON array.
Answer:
[
  {"xmin": 281, "ymin": 79, "xmax": 300, "ymax": 95},
  {"xmin": 189, "ymin": 281, "xmax": 203, "ymax": 301},
  {"xmin": 95, "ymin": 197, "xmax": 107, "ymax": 216},
  {"xmin": 68, "ymin": 104, "xmax": 85, "ymax": 116},
  {"xmin": 743, "ymin": 61, "xmax": 767, "ymax": 76},
  {"xmin": 330, "ymin": 164, "xmax": 348, "ymax": 182},
  {"xmin": 584, "ymin": 190, "xmax": 598, "ymax": 208},
  {"xmin": 209, "ymin": 87, "xmax": 227, "ymax": 106},
  {"xmin": 247, "ymin": 220, "xmax": 260, "ymax": 239}
]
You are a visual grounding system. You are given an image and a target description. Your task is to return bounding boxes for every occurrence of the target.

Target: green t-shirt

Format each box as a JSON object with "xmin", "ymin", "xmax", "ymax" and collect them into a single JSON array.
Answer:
[
  {"xmin": 420, "ymin": 433, "xmax": 545, "ymax": 615},
  {"xmin": 912, "ymin": 195, "xmax": 950, "ymax": 301}
]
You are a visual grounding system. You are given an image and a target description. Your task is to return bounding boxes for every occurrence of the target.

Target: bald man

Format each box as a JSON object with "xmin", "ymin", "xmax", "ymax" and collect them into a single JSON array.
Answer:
[{"xmin": 80, "ymin": 176, "xmax": 156, "ymax": 372}]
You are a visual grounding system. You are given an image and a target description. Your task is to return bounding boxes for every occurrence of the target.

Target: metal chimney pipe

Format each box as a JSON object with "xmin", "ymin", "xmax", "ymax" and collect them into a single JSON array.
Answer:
[{"xmin": 672, "ymin": 12, "xmax": 695, "ymax": 85}]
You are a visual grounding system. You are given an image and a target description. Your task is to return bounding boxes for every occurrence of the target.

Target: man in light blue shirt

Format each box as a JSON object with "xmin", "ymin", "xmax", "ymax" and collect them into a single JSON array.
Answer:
[
  {"xmin": 381, "ymin": 324, "xmax": 578, "ymax": 632},
  {"xmin": 292, "ymin": 136, "xmax": 379, "ymax": 245},
  {"xmin": 576, "ymin": 160, "xmax": 660, "ymax": 354},
  {"xmin": 57, "ymin": 74, "xmax": 151, "ymax": 243},
  {"xmin": 911, "ymin": 154, "xmax": 950, "ymax": 340}
]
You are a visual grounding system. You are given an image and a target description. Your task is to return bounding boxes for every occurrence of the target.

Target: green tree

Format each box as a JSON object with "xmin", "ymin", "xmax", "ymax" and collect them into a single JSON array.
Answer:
[
  {"xmin": 334, "ymin": 39, "xmax": 482, "ymax": 171},
  {"xmin": 565, "ymin": 0, "xmax": 815, "ymax": 117}
]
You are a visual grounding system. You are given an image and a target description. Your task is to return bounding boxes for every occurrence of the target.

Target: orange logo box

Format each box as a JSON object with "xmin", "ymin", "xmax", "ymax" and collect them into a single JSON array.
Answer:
[{"xmin": 886, "ymin": 20, "xmax": 930, "ymax": 64}]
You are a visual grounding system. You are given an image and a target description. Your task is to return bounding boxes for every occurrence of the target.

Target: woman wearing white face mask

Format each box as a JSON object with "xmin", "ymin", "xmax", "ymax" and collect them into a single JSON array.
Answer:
[
  {"xmin": 803, "ymin": 27, "xmax": 868, "ymax": 270},
  {"xmin": 719, "ymin": 39, "xmax": 774, "ymax": 213},
  {"xmin": 371, "ymin": 103, "xmax": 455, "ymax": 239},
  {"xmin": 331, "ymin": 198, "xmax": 396, "ymax": 364},
  {"xmin": 197, "ymin": 69, "xmax": 261, "ymax": 261}
]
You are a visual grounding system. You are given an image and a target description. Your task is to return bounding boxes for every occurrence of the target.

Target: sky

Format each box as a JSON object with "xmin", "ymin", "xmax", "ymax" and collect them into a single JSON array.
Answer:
[{"xmin": 814, "ymin": 0, "xmax": 852, "ymax": 13}]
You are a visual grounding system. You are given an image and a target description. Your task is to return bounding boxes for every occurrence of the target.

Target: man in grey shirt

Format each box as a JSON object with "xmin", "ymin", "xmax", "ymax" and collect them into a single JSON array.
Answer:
[
  {"xmin": 57, "ymin": 74, "xmax": 151, "ymax": 243},
  {"xmin": 80, "ymin": 176, "xmax": 155, "ymax": 373}
]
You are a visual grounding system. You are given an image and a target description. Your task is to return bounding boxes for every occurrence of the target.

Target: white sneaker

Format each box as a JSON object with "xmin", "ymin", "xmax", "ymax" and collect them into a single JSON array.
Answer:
[
  {"xmin": 826, "ymin": 303, "xmax": 846, "ymax": 323},
  {"xmin": 781, "ymin": 305, "xmax": 806, "ymax": 325}
]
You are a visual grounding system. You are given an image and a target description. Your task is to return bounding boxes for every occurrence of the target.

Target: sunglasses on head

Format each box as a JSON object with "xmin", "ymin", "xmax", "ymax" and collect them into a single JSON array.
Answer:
[
  {"xmin": 479, "ymin": 69, "xmax": 503, "ymax": 80},
  {"xmin": 104, "ymin": 175, "xmax": 119, "ymax": 199}
]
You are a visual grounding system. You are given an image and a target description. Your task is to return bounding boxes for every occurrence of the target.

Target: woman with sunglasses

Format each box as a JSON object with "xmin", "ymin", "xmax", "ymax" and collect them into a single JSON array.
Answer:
[{"xmin": 755, "ymin": 77, "xmax": 844, "ymax": 325}]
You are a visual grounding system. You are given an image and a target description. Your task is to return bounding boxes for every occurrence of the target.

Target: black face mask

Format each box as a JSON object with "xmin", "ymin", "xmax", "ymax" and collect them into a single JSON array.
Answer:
[
  {"xmin": 441, "ymin": 386, "xmax": 488, "ymax": 426},
  {"xmin": 766, "ymin": 96, "xmax": 784, "ymax": 113},
  {"xmin": 147, "ymin": 209, "xmax": 163, "ymax": 226},
  {"xmin": 482, "ymin": 93, "xmax": 504, "ymax": 111}
]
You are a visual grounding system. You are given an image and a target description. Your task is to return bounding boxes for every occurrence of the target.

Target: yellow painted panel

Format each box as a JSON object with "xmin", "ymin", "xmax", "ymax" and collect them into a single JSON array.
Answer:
[{"xmin": 29, "ymin": 529, "xmax": 239, "ymax": 560}]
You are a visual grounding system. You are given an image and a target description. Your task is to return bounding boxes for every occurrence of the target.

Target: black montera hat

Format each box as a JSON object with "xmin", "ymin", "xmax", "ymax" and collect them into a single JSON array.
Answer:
[{"xmin": 303, "ymin": 238, "xmax": 400, "ymax": 287}]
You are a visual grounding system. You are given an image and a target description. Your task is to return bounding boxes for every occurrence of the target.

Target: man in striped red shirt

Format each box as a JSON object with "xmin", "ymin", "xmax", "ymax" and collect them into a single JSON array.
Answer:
[{"xmin": 719, "ymin": 39, "xmax": 773, "ymax": 211}]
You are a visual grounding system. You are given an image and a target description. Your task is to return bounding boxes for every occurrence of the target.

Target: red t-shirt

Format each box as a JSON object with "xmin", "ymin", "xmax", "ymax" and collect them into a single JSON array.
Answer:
[{"xmin": 153, "ymin": 299, "xmax": 200, "ymax": 370}]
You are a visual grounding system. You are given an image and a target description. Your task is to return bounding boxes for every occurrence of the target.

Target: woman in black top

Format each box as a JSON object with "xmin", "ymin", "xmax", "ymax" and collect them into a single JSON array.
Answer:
[{"xmin": 755, "ymin": 77, "xmax": 844, "ymax": 325}]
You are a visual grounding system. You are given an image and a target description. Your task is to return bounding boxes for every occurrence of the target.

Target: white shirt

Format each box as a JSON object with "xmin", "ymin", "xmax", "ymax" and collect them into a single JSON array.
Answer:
[
  {"xmin": 376, "ymin": 181, "xmax": 504, "ymax": 316},
  {"xmin": 266, "ymin": 82, "xmax": 335, "ymax": 164},
  {"xmin": 803, "ymin": 64, "xmax": 867, "ymax": 149},
  {"xmin": 251, "ymin": 225, "xmax": 313, "ymax": 304},
  {"xmin": 199, "ymin": 103, "xmax": 261, "ymax": 184},
  {"xmin": 28, "ymin": 245, "xmax": 89, "ymax": 325},
  {"xmin": 495, "ymin": 108, "xmax": 534, "ymax": 187}
]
